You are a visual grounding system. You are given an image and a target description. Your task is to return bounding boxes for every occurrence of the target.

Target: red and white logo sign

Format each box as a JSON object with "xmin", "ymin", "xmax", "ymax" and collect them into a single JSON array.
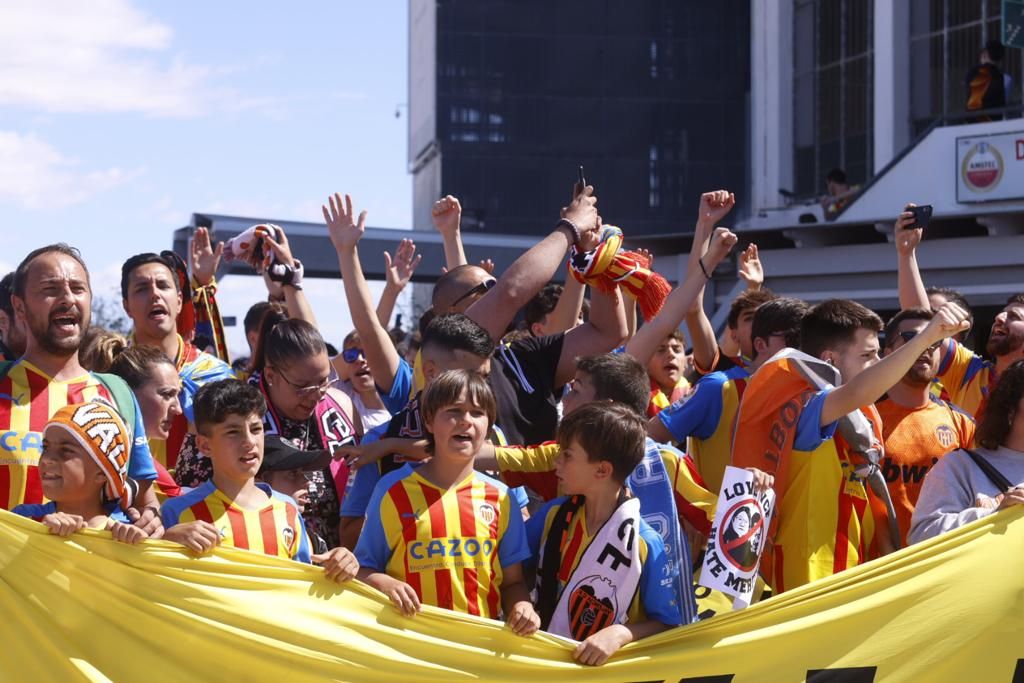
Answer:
[{"xmin": 961, "ymin": 142, "xmax": 1004, "ymax": 192}]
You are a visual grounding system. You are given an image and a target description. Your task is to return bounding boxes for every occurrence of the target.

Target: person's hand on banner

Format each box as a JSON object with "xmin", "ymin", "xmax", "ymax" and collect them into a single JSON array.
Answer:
[
  {"xmin": 40, "ymin": 512, "xmax": 86, "ymax": 536},
  {"xmin": 312, "ymin": 547, "xmax": 360, "ymax": 583},
  {"xmin": 574, "ymin": 624, "xmax": 632, "ymax": 666},
  {"xmin": 505, "ymin": 600, "xmax": 540, "ymax": 637},
  {"xmin": 369, "ymin": 574, "xmax": 421, "ymax": 616},
  {"xmin": 164, "ymin": 520, "xmax": 222, "ymax": 554}
]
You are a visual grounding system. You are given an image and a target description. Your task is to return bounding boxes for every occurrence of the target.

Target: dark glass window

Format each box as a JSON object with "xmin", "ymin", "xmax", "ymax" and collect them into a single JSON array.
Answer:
[{"xmin": 792, "ymin": 0, "xmax": 875, "ymax": 196}]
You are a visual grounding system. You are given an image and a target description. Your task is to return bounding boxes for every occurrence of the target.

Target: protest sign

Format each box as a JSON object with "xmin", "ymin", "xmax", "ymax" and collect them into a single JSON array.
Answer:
[{"xmin": 699, "ymin": 465, "xmax": 775, "ymax": 608}]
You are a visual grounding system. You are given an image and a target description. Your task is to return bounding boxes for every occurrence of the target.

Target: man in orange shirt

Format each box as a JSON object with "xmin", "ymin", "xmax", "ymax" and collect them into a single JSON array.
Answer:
[{"xmin": 874, "ymin": 309, "xmax": 975, "ymax": 547}]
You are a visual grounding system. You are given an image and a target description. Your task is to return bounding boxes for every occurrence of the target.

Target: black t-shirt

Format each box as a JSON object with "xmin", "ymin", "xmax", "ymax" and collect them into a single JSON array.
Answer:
[{"xmin": 489, "ymin": 333, "xmax": 565, "ymax": 445}]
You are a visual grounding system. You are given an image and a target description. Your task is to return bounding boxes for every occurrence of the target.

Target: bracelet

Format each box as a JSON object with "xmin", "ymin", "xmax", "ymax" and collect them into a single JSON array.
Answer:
[
  {"xmin": 698, "ymin": 257, "xmax": 712, "ymax": 279},
  {"xmin": 556, "ymin": 218, "xmax": 582, "ymax": 245}
]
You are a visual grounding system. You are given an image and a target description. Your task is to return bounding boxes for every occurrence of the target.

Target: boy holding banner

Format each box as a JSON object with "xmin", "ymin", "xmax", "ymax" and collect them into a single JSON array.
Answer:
[{"xmin": 529, "ymin": 402, "xmax": 682, "ymax": 665}]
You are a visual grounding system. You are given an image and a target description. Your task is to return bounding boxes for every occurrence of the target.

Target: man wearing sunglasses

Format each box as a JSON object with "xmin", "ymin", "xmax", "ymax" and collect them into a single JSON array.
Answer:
[{"xmin": 872, "ymin": 308, "xmax": 975, "ymax": 548}]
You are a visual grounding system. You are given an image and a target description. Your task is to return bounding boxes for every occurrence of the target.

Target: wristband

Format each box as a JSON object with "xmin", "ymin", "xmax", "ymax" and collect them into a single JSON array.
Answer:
[
  {"xmin": 556, "ymin": 218, "xmax": 581, "ymax": 245},
  {"xmin": 698, "ymin": 257, "xmax": 712, "ymax": 279},
  {"xmin": 267, "ymin": 259, "xmax": 304, "ymax": 287}
]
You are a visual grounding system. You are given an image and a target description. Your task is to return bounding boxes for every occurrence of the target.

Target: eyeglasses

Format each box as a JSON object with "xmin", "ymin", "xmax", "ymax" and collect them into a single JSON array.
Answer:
[
  {"xmin": 895, "ymin": 330, "xmax": 941, "ymax": 352},
  {"xmin": 450, "ymin": 278, "xmax": 497, "ymax": 309},
  {"xmin": 341, "ymin": 347, "xmax": 365, "ymax": 363},
  {"xmin": 271, "ymin": 367, "xmax": 331, "ymax": 397}
]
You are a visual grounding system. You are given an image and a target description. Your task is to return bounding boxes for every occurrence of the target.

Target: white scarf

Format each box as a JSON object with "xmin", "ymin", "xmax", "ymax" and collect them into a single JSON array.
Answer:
[{"xmin": 547, "ymin": 497, "xmax": 644, "ymax": 641}]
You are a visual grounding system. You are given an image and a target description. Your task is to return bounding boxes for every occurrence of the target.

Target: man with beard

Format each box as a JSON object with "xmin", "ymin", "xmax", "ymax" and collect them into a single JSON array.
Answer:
[
  {"xmin": 894, "ymin": 206, "xmax": 1024, "ymax": 418},
  {"xmin": 873, "ymin": 309, "xmax": 975, "ymax": 548},
  {"xmin": 2, "ymin": 245, "xmax": 160, "ymax": 534},
  {"xmin": 0, "ymin": 273, "xmax": 27, "ymax": 361},
  {"xmin": 120, "ymin": 251, "xmax": 233, "ymax": 472}
]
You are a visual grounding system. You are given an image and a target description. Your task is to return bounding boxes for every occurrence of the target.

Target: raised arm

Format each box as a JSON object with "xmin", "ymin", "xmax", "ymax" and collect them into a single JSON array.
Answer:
[
  {"xmin": 376, "ymin": 239, "xmax": 422, "ymax": 328},
  {"xmin": 820, "ymin": 303, "xmax": 970, "ymax": 425},
  {"xmin": 324, "ymin": 193, "xmax": 402, "ymax": 393},
  {"xmin": 555, "ymin": 284, "xmax": 628, "ymax": 386},
  {"xmin": 432, "ymin": 195, "xmax": 468, "ymax": 270},
  {"xmin": 466, "ymin": 186, "xmax": 600, "ymax": 342},
  {"xmin": 895, "ymin": 204, "xmax": 930, "ymax": 311},
  {"xmin": 685, "ymin": 191, "xmax": 736, "ymax": 373},
  {"xmin": 719, "ymin": 243, "xmax": 764, "ymax": 359},
  {"xmin": 627, "ymin": 228, "xmax": 738, "ymax": 366},
  {"xmin": 262, "ymin": 227, "xmax": 319, "ymax": 327},
  {"xmin": 544, "ymin": 275, "xmax": 587, "ymax": 335}
]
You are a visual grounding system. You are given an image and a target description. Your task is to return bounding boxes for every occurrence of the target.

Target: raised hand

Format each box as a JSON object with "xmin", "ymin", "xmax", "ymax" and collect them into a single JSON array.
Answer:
[
  {"xmin": 706, "ymin": 227, "xmax": 739, "ymax": 266},
  {"xmin": 191, "ymin": 226, "xmax": 224, "ymax": 286},
  {"xmin": 697, "ymin": 190, "xmax": 736, "ymax": 230},
  {"xmin": 261, "ymin": 225, "xmax": 296, "ymax": 270},
  {"xmin": 738, "ymin": 243, "xmax": 763, "ymax": 289},
  {"xmin": 384, "ymin": 238, "xmax": 422, "ymax": 290},
  {"xmin": 894, "ymin": 204, "xmax": 923, "ymax": 256},
  {"xmin": 923, "ymin": 301, "xmax": 971, "ymax": 346},
  {"xmin": 431, "ymin": 195, "xmax": 462, "ymax": 237},
  {"xmin": 561, "ymin": 185, "xmax": 599, "ymax": 237},
  {"xmin": 323, "ymin": 193, "xmax": 367, "ymax": 252},
  {"xmin": 477, "ymin": 258, "xmax": 495, "ymax": 274}
]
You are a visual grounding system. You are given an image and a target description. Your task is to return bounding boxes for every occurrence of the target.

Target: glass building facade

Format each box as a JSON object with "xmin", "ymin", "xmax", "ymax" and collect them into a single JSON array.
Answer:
[
  {"xmin": 410, "ymin": 1, "xmax": 751, "ymax": 237},
  {"xmin": 792, "ymin": 0, "xmax": 875, "ymax": 197}
]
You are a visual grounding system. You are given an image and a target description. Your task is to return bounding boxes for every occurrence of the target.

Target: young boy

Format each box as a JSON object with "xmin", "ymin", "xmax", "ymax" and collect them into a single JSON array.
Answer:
[
  {"xmin": 12, "ymin": 400, "xmax": 147, "ymax": 544},
  {"xmin": 161, "ymin": 379, "xmax": 357, "ymax": 582},
  {"xmin": 530, "ymin": 402, "xmax": 682, "ymax": 665},
  {"xmin": 354, "ymin": 369, "xmax": 539, "ymax": 635}
]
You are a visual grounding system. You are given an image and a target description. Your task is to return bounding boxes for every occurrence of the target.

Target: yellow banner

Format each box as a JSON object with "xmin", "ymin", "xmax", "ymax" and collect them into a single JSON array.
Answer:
[{"xmin": 1, "ymin": 507, "xmax": 1022, "ymax": 682}]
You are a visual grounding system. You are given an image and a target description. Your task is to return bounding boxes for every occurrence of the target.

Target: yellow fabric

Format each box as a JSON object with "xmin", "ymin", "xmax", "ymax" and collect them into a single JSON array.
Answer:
[{"xmin": 2, "ymin": 507, "xmax": 1024, "ymax": 681}]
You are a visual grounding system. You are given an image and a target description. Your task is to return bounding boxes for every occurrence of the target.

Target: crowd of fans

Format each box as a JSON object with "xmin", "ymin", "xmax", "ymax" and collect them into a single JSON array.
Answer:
[{"xmin": 0, "ymin": 183, "xmax": 1020, "ymax": 666}]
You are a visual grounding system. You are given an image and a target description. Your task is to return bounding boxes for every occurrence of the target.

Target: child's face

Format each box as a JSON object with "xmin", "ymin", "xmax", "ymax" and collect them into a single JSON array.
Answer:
[
  {"xmin": 199, "ymin": 413, "xmax": 265, "ymax": 484},
  {"xmin": 561, "ymin": 370, "xmax": 597, "ymax": 416},
  {"xmin": 648, "ymin": 336, "xmax": 687, "ymax": 390},
  {"xmin": 261, "ymin": 469, "xmax": 311, "ymax": 512},
  {"xmin": 40, "ymin": 425, "xmax": 107, "ymax": 503},
  {"xmin": 555, "ymin": 438, "xmax": 604, "ymax": 496},
  {"xmin": 427, "ymin": 390, "xmax": 490, "ymax": 461}
]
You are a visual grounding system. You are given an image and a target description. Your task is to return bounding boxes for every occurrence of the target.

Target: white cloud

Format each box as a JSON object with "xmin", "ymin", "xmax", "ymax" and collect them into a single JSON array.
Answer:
[
  {"xmin": 0, "ymin": 131, "xmax": 141, "ymax": 208},
  {"xmin": 0, "ymin": 0, "xmax": 215, "ymax": 117}
]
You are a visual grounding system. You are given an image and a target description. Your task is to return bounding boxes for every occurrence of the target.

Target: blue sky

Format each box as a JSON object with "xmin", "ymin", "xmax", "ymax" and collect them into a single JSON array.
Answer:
[{"xmin": 0, "ymin": 1, "xmax": 412, "ymax": 355}]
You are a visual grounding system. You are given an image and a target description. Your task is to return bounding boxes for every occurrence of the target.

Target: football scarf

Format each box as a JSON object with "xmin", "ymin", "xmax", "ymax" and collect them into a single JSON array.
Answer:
[
  {"xmin": 628, "ymin": 438, "xmax": 698, "ymax": 624},
  {"xmin": 568, "ymin": 226, "xmax": 671, "ymax": 321},
  {"xmin": 255, "ymin": 373, "xmax": 359, "ymax": 503},
  {"xmin": 545, "ymin": 496, "xmax": 644, "ymax": 641}
]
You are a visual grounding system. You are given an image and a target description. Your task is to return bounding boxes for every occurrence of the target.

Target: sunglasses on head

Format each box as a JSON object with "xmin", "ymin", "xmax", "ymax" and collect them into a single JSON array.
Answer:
[
  {"xmin": 341, "ymin": 347, "xmax": 365, "ymax": 363},
  {"xmin": 896, "ymin": 330, "xmax": 941, "ymax": 351},
  {"xmin": 451, "ymin": 278, "xmax": 497, "ymax": 309}
]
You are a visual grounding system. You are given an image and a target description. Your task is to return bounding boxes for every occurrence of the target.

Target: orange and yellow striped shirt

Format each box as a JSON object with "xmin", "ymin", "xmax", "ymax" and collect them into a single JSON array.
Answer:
[
  {"xmin": 161, "ymin": 480, "xmax": 310, "ymax": 562},
  {"xmin": 0, "ymin": 360, "xmax": 155, "ymax": 510},
  {"xmin": 355, "ymin": 465, "xmax": 530, "ymax": 619}
]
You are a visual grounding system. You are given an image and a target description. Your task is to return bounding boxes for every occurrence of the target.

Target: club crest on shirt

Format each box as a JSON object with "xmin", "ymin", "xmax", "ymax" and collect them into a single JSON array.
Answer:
[
  {"xmin": 935, "ymin": 424, "xmax": 955, "ymax": 449},
  {"xmin": 478, "ymin": 503, "xmax": 497, "ymax": 525},
  {"xmin": 282, "ymin": 526, "xmax": 296, "ymax": 553},
  {"xmin": 568, "ymin": 575, "xmax": 617, "ymax": 640}
]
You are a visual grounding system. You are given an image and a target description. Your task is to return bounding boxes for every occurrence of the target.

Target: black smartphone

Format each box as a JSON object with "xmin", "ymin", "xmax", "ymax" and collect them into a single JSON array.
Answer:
[
  {"xmin": 908, "ymin": 204, "xmax": 932, "ymax": 230},
  {"xmin": 578, "ymin": 165, "xmax": 586, "ymax": 188}
]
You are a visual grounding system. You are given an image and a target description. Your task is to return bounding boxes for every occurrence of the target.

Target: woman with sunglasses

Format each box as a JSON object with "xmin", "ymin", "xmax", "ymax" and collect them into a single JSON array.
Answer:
[
  {"xmin": 331, "ymin": 330, "xmax": 391, "ymax": 433},
  {"xmin": 909, "ymin": 359, "xmax": 1024, "ymax": 544}
]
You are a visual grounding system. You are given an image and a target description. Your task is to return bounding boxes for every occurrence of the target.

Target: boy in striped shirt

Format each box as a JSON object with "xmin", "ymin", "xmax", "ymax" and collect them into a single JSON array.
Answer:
[
  {"xmin": 162, "ymin": 380, "xmax": 357, "ymax": 582},
  {"xmin": 355, "ymin": 369, "xmax": 538, "ymax": 634}
]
